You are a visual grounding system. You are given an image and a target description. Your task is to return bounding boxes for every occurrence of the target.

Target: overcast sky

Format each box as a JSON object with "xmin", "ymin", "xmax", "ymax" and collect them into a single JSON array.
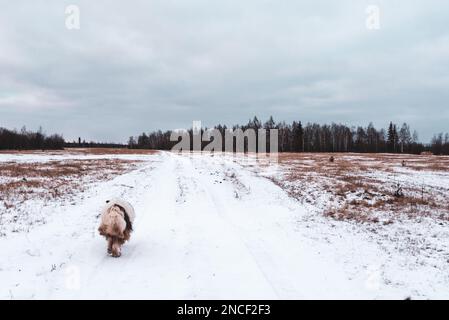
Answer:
[{"xmin": 0, "ymin": 0, "xmax": 448, "ymax": 142}]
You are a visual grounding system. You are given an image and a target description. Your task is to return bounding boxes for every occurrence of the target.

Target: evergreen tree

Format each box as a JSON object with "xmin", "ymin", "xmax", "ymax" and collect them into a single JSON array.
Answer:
[{"xmin": 387, "ymin": 122, "xmax": 398, "ymax": 153}]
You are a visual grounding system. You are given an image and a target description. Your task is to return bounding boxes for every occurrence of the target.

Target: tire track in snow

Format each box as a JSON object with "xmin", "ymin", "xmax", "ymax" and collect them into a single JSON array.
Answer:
[
  {"xmin": 182, "ymin": 154, "xmax": 287, "ymax": 298},
  {"xmin": 169, "ymin": 153, "xmax": 280, "ymax": 299},
  {"xmin": 170, "ymin": 153, "xmax": 372, "ymax": 299}
]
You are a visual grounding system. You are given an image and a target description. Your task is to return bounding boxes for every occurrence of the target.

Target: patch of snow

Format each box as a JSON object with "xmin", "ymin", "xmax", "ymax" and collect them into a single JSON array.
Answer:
[{"xmin": 0, "ymin": 152, "xmax": 448, "ymax": 299}]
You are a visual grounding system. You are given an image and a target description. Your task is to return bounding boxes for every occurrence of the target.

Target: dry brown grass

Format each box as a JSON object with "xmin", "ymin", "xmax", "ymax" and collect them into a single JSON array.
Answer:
[
  {"xmin": 0, "ymin": 159, "xmax": 141, "ymax": 203},
  {"xmin": 272, "ymin": 153, "xmax": 449, "ymax": 224},
  {"xmin": 0, "ymin": 159, "xmax": 137, "ymax": 178},
  {"xmin": 0, "ymin": 148, "xmax": 158, "ymax": 155},
  {"xmin": 66, "ymin": 148, "xmax": 158, "ymax": 155},
  {"xmin": 278, "ymin": 152, "xmax": 449, "ymax": 172}
]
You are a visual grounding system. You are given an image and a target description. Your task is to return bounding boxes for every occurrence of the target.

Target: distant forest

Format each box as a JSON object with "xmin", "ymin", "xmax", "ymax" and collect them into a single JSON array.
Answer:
[
  {"xmin": 0, "ymin": 127, "xmax": 126, "ymax": 150},
  {"xmin": 128, "ymin": 116, "xmax": 449, "ymax": 155},
  {"xmin": 64, "ymin": 137, "xmax": 126, "ymax": 149},
  {"xmin": 1, "ymin": 117, "xmax": 449, "ymax": 155},
  {"xmin": 0, "ymin": 127, "xmax": 64, "ymax": 150}
]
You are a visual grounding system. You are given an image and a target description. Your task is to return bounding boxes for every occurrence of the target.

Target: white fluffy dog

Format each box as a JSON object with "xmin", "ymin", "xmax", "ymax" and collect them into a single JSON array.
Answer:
[{"xmin": 98, "ymin": 198, "xmax": 135, "ymax": 257}]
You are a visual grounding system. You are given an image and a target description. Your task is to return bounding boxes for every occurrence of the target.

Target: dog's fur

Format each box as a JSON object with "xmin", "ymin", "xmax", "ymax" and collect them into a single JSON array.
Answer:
[{"xmin": 98, "ymin": 199, "xmax": 135, "ymax": 258}]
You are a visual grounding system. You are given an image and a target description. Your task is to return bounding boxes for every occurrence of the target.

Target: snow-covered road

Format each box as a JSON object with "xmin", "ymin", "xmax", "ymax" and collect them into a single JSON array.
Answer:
[{"xmin": 1, "ymin": 152, "xmax": 447, "ymax": 299}]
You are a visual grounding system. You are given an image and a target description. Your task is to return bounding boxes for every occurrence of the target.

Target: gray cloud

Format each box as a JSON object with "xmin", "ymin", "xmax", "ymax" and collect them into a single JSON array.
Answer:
[{"xmin": 0, "ymin": 0, "xmax": 448, "ymax": 142}]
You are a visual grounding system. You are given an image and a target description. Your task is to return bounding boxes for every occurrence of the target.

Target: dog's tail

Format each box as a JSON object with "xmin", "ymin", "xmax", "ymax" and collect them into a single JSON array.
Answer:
[
  {"xmin": 111, "ymin": 214, "xmax": 126, "ymax": 239},
  {"xmin": 112, "ymin": 222, "xmax": 123, "ymax": 237},
  {"xmin": 98, "ymin": 208, "xmax": 126, "ymax": 239}
]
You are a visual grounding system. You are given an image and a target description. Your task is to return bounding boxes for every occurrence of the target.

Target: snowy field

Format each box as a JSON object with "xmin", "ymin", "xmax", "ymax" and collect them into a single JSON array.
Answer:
[{"xmin": 0, "ymin": 150, "xmax": 448, "ymax": 299}]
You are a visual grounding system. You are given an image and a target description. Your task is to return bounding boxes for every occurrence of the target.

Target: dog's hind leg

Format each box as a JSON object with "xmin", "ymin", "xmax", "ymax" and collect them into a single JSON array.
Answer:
[
  {"xmin": 111, "ymin": 238, "xmax": 122, "ymax": 258},
  {"xmin": 107, "ymin": 237, "xmax": 113, "ymax": 255}
]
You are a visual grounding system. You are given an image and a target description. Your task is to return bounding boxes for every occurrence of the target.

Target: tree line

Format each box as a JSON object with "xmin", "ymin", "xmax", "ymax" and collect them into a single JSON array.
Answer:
[
  {"xmin": 1, "ymin": 119, "xmax": 448, "ymax": 155},
  {"xmin": 0, "ymin": 127, "xmax": 64, "ymax": 150},
  {"xmin": 430, "ymin": 133, "xmax": 449, "ymax": 155},
  {"xmin": 128, "ymin": 116, "xmax": 449, "ymax": 155},
  {"xmin": 64, "ymin": 137, "xmax": 126, "ymax": 149}
]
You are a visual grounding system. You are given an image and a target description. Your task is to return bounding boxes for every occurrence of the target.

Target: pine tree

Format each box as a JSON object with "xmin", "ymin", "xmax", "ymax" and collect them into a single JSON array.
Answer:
[
  {"xmin": 128, "ymin": 136, "xmax": 136, "ymax": 149},
  {"xmin": 387, "ymin": 122, "xmax": 397, "ymax": 153},
  {"xmin": 263, "ymin": 116, "xmax": 275, "ymax": 129},
  {"xmin": 393, "ymin": 124, "xmax": 399, "ymax": 152}
]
